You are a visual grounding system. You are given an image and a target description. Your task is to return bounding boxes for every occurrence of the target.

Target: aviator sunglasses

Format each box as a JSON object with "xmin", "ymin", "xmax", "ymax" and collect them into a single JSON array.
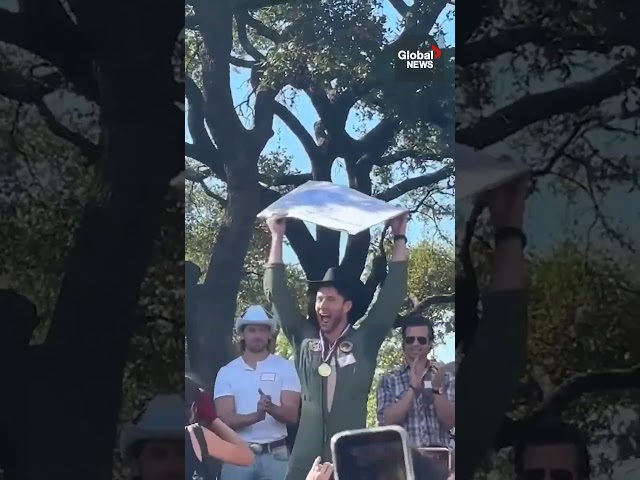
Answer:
[
  {"xmin": 404, "ymin": 336, "xmax": 428, "ymax": 345},
  {"xmin": 520, "ymin": 469, "xmax": 574, "ymax": 480}
]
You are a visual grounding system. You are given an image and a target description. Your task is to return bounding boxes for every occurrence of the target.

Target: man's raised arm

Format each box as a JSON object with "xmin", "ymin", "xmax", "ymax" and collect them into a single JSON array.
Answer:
[
  {"xmin": 359, "ymin": 213, "xmax": 410, "ymax": 348},
  {"xmin": 263, "ymin": 216, "xmax": 306, "ymax": 347},
  {"xmin": 456, "ymin": 177, "xmax": 529, "ymax": 480}
]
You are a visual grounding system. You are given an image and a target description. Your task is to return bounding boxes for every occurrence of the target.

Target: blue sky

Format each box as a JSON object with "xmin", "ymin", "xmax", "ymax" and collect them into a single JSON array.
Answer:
[{"xmin": 186, "ymin": 2, "xmax": 456, "ymax": 361}]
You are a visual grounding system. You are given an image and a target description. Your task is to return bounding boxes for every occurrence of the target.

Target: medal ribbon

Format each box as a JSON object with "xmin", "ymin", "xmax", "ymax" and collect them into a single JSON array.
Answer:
[{"xmin": 319, "ymin": 325, "xmax": 350, "ymax": 363}]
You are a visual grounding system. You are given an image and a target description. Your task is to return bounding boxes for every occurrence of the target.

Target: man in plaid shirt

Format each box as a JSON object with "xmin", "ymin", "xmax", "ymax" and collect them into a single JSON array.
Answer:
[{"xmin": 376, "ymin": 317, "xmax": 455, "ymax": 447}]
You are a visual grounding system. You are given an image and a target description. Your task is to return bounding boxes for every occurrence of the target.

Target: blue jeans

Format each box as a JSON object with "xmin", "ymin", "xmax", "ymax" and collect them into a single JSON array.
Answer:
[{"xmin": 221, "ymin": 445, "xmax": 289, "ymax": 480}]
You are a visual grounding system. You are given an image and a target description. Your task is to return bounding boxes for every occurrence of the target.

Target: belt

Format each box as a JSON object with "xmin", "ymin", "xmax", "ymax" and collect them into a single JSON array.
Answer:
[{"xmin": 249, "ymin": 438, "xmax": 287, "ymax": 455}]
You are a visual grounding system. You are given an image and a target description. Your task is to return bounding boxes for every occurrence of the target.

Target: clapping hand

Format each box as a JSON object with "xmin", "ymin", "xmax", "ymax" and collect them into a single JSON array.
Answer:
[
  {"xmin": 258, "ymin": 388, "xmax": 273, "ymax": 416},
  {"xmin": 430, "ymin": 361, "xmax": 446, "ymax": 390},
  {"xmin": 409, "ymin": 357, "xmax": 427, "ymax": 391}
]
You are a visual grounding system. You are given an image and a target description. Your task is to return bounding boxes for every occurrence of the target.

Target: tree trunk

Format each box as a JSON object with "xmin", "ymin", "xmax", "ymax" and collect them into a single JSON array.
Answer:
[
  {"xmin": 195, "ymin": 151, "xmax": 262, "ymax": 385},
  {"xmin": 11, "ymin": 62, "xmax": 180, "ymax": 479}
]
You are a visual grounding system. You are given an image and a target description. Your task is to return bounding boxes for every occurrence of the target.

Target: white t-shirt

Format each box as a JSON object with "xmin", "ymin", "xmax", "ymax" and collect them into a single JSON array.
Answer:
[{"xmin": 214, "ymin": 354, "xmax": 301, "ymax": 443}]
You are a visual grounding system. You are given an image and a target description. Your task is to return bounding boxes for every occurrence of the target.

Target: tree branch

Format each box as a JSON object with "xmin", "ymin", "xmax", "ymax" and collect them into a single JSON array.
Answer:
[
  {"xmin": 457, "ymin": 60, "xmax": 638, "ymax": 148},
  {"xmin": 0, "ymin": 63, "xmax": 64, "ymax": 104},
  {"xmin": 230, "ymin": 56, "xmax": 255, "ymax": 68},
  {"xmin": 388, "ymin": 0, "xmax": 410, "ymax": 16},
  {"xmin": 336, "ymin": 0, "xmax": 449, "ymax": 112},
  {"xmin": 185, "ymin": 76, "xmax": 226, "ymax": 177},
  {"xmin": 195, "ymin": 2, "xmax": 246, "ymax": 147},
  {"xmin": 0, "ymin": 1, "xmax": 98, "ymax": 102},
  {"xmin": 264, "ymin": 172, "xmax": 312, "ymax": 187},
  {"xmin": 534, "ymin": 363, "xmax": 640, "ymax": 418},
  {"xmin": 372, "ymin": 149, "xmax": 419, "ymax": 167},
  {"xmin": 495, "ymin": 363, "xmax": 640, "ymax": 449},
  {"xmin": 411, "ymin": 293, "xmax": 455, "ymax": 314},
  {"xmin": 458, "ymin": 27, "xmax": 628, "ymax": 67},
  {"xmin": 394, "ymin": 292, "xmax": 456, "ymax": 328},
  {"xmin": 236, "ymin": 13, "xmax": 265, "ymax": 61},
  {"xmin": 244, "ymin": 14, "xmax": 282, "ymax": 43},
  {"xmin": 358, "ymin": 118, "xmax": 402, "ymax": 154},
  {"xmin": 185, "ymin": 169, "xmax": 228, "ymax": 206},
  {"xmin": 456, "ymin": 0, "xmax": 498, "ymax": 44},
  {"xmin": 376, "ymin": 165, "xmax": 454, "ymax": 201},
  {"xmin": 304, "ymin": 84, "xmax": 357, "ymax": 158},
  {"xmin": 272, "ymin": 101, "xmax": 321, "ymax": 162},
  {"xmin": 35, "ymin": 102, "xmax": 100, "ymax": 159},
  {"xmin": 233, "ymin": 0, "xmax": 295, "ymax": 11}
]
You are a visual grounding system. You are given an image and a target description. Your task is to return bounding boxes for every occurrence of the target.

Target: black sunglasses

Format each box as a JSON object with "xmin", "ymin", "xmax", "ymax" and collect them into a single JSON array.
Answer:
[
  {"xmin": 404, "ymin": 336, "xmax": 428, "ymax": 345},
  {"xmin": 521, "ymin": 469, "xmax": 574, "ymax": 480}
]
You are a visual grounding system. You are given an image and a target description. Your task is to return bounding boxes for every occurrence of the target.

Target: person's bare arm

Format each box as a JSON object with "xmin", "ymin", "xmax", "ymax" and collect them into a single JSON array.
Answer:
[
  {"xmin": 188, "ymin": 419, "xmax": 254, "ymax": 466},
  {"xmin": 377, "ymin": 373, "xmax": 415, "ymax": 426},
  {"xmin": 381, "ymin": 388, "xmax": 416, "ymax": 426},
  {"xmin": 214, "ymin": 396, "xmax": 264, "ymax": 430},
  {"xmin": 388, "ymin": 213, "xmax": 409, "ymax": 263},
  {"xmin": 433, "ymin": 395, "xmax": 455, "ymax": 431},
  {"xmin": 432, "ymin": 371, "xmax": 455, "ymax": 430},
  {"xmin": 456, "ymin": 176, "xmax": 529, "ymax": 480},
  {"xmin": 267, "ymin": 390, "xmax": 300, "ymax": 425}
]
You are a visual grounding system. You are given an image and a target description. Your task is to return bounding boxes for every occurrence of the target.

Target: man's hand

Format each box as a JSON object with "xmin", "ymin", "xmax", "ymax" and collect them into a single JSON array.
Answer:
[
  {"xmin": 388, "ymin": 212, "xmax": 409, "ymax": 236},
  {"xmin": 431, "ymin": 362, "xmax": 446, "ymax": 390},
  {"xmin": 266, "ymin": 215, "xmax": 287, "ymax": 237},
  {"xmin": 306, "ymin": 457, "xmax": 334, "ymax": 480},
  {"xmin": 409, "ymin": 357, "xmax": 427, "ymax": 391},
  {"xmin": 484, "ymin": 174, "xmax": 529, "ymax": 229},
  {"xmin": 256, "ymin": 393, "xmax": 271, "ymax": 421},
  {"xmin": 258, "ymin": 389, "xmax": 273, "ymax": 416}
]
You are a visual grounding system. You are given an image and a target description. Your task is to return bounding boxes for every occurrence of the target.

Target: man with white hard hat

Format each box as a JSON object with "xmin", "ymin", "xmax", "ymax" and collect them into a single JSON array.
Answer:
[
  {"xmin": 120, "ymin": 394, "xmax": 184, "ymax": 480},
  {"xmin": 214, "ymin": 305, "xmax": 302, "ymax": 480}
]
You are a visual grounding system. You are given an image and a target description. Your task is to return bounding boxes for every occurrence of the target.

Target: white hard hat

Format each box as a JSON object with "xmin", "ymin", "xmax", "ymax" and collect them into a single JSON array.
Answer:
[
  {"xmin": 120, "ymin": 394, "xmax": 183, "ymax": 461},
  {"xmin": 235, "ymin": 305, "xmax": 277, "ymax": 333}
]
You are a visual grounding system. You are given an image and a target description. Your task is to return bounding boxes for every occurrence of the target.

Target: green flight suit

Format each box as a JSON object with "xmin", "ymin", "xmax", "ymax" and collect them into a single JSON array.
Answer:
[
  {"xmin": 456, "ymin": 289, "xmax": 528, "ymax": 480},
  {"xmin": 264, "ymin": 261, "xmax": 408, "ymax": 480}
]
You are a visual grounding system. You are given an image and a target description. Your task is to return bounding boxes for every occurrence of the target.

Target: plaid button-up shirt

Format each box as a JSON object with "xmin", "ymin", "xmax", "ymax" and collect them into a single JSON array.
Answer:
[{"xmin": 376, "ymin": 364, "xmax": 455, "ymax": 448}]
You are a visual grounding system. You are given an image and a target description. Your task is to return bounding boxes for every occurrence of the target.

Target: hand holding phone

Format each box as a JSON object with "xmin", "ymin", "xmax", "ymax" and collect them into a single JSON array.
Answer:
[{"xmin": 330, "ymin": 426, "xmax": 414, "ymax": 480}]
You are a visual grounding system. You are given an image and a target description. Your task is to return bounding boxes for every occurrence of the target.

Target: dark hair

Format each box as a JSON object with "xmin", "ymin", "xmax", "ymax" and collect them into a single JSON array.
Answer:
[
  {"xmin": 401, "ymin": 316, "xmax": 435, "ymax": 342},
  {"xmin": 514, "ymin": 421, "xmax": 590, "ymax": 479},
  {"xmin": 412, "ymin": 448, "xmax": 449, "ymax": 480},
  {"xmin": 237, "ymin": 324, "xmax": 273, "ymax": 353}
]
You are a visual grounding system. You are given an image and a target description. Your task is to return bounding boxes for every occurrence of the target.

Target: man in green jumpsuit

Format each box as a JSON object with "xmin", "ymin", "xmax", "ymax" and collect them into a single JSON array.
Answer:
[
  {"xmin": 263, "ymin": 214, "xmax": 409, "ymax": 480},
  {"xmin": 455, "ymin": 176, "xmax": 531, "ymax": 480}
]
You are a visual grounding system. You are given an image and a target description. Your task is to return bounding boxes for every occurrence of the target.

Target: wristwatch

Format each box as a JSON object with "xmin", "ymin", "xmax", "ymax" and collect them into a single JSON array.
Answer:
[{"xmin": 410, "ymin": 385, "xmax": 424, "ymax": 394}]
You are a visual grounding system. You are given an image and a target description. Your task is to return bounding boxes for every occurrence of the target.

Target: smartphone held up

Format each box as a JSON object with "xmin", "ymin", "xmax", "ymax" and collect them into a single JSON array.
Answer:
[{"xmin": 331, "ymin": 426, "xmax": 414, "ymax": 480}]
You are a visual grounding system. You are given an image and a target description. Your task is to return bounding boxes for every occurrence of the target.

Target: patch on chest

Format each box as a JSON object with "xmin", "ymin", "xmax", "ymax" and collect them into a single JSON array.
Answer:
[
  {"xmin": 308, "ymin": 340, "xmax": 322, "ymax": 353},
  {"xmin": 338, "ymin": 340, "xmax": 353, "ymax": 353},
  {"xmin": 337, "ymin": 352, "xmax": 357, "ymax": 368}
]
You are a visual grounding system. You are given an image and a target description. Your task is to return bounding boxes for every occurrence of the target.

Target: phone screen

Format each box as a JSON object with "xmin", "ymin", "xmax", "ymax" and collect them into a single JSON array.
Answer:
[
  {"xmin": 417, "ymin": 447, "xmax": 450, "ymax": 472},
  {"xmin": 333, "ymin": 429, "xmax": 409, "ymax": 480}
]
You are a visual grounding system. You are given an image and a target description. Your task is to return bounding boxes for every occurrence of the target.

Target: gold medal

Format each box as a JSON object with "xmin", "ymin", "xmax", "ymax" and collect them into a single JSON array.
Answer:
[{"xmin": 318, "ymin": 362, "xmax": 332, "ymax": 377}]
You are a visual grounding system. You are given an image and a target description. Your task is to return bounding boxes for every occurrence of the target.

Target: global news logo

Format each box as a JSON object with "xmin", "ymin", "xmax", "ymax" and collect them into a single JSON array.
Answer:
[
  {"xmin": 397, "ymin": 45, "xmax": 441, "ymax": 69},
  {"xmin": 394, "ymin": 36, "xmax": 444, "ymax": 82}
]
